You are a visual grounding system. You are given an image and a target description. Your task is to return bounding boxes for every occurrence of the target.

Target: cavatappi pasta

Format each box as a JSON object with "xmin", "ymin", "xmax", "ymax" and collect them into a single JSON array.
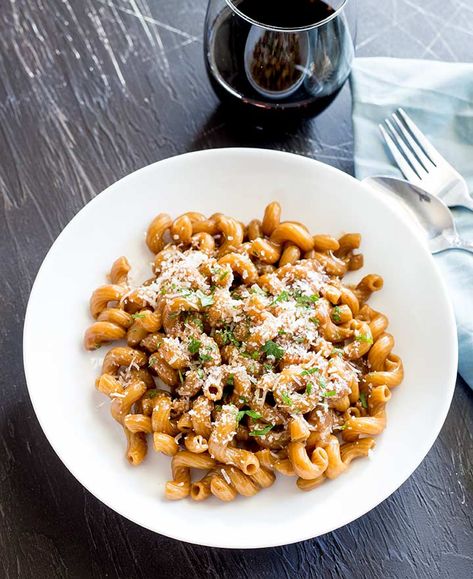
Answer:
[{"xmin": 85, "ymin": 202, "xmax": 404, "ymax": 501}]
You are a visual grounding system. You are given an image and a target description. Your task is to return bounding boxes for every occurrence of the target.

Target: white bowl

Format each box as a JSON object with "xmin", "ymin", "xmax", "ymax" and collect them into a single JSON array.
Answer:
[{"xmin": 23, "ymin": 148, "xmax": 457, "ymax": 548}]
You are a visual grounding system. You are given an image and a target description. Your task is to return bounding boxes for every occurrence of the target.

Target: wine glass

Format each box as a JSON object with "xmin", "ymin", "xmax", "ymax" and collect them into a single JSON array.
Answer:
[{"xmin": 204, "ymin": 0, "xmax": 356, "ymax": 117}]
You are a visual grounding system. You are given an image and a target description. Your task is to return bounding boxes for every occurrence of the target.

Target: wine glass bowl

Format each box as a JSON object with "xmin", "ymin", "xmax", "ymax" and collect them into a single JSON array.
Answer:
[
  {"xmin": 244, "ymin": 28, "xmax": 311, "ymax": 100},
  {"xmin": 204, "ymin": 0, "xmax": 355, "ymax": 116}
]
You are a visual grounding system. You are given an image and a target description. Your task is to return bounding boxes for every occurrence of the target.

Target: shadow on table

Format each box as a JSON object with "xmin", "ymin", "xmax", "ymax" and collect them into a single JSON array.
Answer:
[
  {"xmin": 188, "ymin": 103, "xmax": 313, "ymax": 152},
  {"xmin": 187, "ymin": 82, "xmax": 355, "ymax": 177}
]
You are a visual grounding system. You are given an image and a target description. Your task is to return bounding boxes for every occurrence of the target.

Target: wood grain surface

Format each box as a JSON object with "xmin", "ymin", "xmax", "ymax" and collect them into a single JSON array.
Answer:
[{"xmin": 0, "ymin": 0, "xmax": 472, "ymax": 577}]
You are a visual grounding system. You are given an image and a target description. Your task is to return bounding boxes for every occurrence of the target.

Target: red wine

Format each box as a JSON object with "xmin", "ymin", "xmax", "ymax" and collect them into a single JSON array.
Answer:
[
  {"xmin": 204, "ymin": 0, "xmax": 354, "ymax": 118},
  {"xmin": 231, "ymin": 0, "xmax": 335, "ymax": 29}
]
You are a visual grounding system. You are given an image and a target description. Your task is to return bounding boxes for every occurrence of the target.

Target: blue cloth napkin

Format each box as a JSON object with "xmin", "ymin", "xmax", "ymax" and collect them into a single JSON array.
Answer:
[{"xmin": 351, "ymin": 57, "xmax": 473, "ymax": 389}]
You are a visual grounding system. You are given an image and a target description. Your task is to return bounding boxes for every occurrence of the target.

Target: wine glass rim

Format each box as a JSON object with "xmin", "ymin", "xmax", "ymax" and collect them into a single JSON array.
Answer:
[{"xmin": 223, "ymin": 0, "xmax": 349, "ymax": 32}]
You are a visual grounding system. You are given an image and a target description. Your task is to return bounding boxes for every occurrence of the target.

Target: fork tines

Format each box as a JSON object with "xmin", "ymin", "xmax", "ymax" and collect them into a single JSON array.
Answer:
[{"xmin": 379, "ymin": 108, "xmax": 442, "ymax": 183}]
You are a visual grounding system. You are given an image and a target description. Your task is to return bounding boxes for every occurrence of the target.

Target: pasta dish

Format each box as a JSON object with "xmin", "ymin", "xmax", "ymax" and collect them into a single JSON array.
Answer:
[{"xmin": 84, "ymin": 202, "xmax": 403, "ymax": 501}]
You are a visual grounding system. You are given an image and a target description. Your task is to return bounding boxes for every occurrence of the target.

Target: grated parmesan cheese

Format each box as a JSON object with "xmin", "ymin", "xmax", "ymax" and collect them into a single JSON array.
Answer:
[{"xmin": 221, "ymin": 469, "xmax": 231, "ymax": 485}]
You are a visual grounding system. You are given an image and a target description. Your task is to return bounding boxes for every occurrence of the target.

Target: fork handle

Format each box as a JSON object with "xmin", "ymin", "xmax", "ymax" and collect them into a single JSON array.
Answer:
[{"xmin": 441, "ymin": 182, "xmax": 473, "ymax": 212}]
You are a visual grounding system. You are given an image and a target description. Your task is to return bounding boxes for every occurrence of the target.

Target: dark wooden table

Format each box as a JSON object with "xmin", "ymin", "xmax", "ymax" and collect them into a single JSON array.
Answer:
[{"xmin": 1, "ymin": 0, "xmax": 472, "ymax": 577}]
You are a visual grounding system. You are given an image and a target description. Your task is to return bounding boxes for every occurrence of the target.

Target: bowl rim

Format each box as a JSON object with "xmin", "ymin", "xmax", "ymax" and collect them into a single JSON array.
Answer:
[{"xmin": 23, "ymin": 148, "xmax": 458, "ymax": 548}]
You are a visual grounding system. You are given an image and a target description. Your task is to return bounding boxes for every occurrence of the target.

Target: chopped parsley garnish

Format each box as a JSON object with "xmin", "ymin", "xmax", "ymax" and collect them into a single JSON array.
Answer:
[
  {"xmin": 305, "ymin": 383, "xmax": 313, "ymax": 395},
  {"xmin": 278, "ymin": 329, "xmax": 287, "ymax": 336},
  {"xmin": 249, "ymin": 424, "xmax": 274, "ymax": 437},
  {"xmin": 360, "ymin": 392, "xmax": 368, "ymax": 409},
  {"xmin": 178, "ymin": 369, "xmax": 184, "ymax": 384},
  {"xmin": 147, "ymin": 389, "xmax": 158, "ymax": 399},
  {"xmin": 339, "ymin": 424, "xmax": 348, "ymax": 431},
  {"xmin": 188, "ymin": 337, "xmax": 201, "ymax": 355},
  {"xmin": 281, "ymin": 392, "xmax": 293, "ymax": 406},
  {"xmin": 331, "ymin": 348, "xmax": 344, "ymax": 357},
  {"xmin": 218, "ymin": 327, "xmax": 240, "ymax": 347},
  {"xmin": 309, "ymin": 317, "xmax": 320, "ymax": 327},
  {"xmin": 248, "ymin": 363, "xmax": 258, "ymax": 375},
  {"xmin": 148, "ymin": 356, "xmax": 157, "ymax": 366},
  {"xmin": 218, "ymin": 269, "xmax": 229, "ymax": 281},
  {"xmin": 356, "ymin": 334, "xmax": 373, "ymax": 344},
  {"xmin": 262, "ymin": 340, "xmax": 284, "ymax": 360},
  {"xmin": 242, "ymin": 350, "xmax": 259, "ymax": 360},
  {"xmin": 227, "ymin": 374, "xmax": 234, "ymax": 386},
  {"xmin": 321, "ymin": 389, "xmax": 336, "ymax": 398},
  {"xmin": 236, "ymin": 410, "xmax": 245, "ymax": 423},
  {"xmin": 318, "ymin": 377, "xmax": 327, "ymax": 389},
  {"xmin": 246, "ymin": 409, "xmax": 262, "ymax": 419},
  {"xmin": 188, "ymin": 315, "xmax": 204, "ymax": 331},
  {"xmin": 236, "ymin": 409, "xmax": 262, "ymax": 423},
  {"xmin": 332, "ymin": 306, "xmax": 342, "ymax": 323},
  {"xmin": 177, "ymin": 288, "xmax": 193, "ymax": 298},
  {"xmin": 199, "ymin": 352, "xmax": 212, "ymax": 363},
  {"xmin": 294, "ymin": 291, "xmax": 319, "ymax": 308},
  {"xmin": 250, "ymin": 285, "xmax": 267, "ymax": 297},
  {"xmin": 239, "ymin": 396, "xmax": 248, "ymax": 404},
  {"xmin": 131, "ymin": 313, "xmax": 145, "ymax": 319},
  {"xmin": 215, "ymin": 405, "xmax": 222, "ymax": 412},
  {"xmin": 194, "ymin": 289, "xmax": 214, "ymax": 308},
  {"xmin": 263, "ymin": 363, "xmax": 273, "ymax": 373},
  {"xmin": 270, "ymin": 290, "xmax": 290, "ymax": 306},
  {"xmin": 197, "ymin": 369, "xmax": 205, "ymax": 379},
  {"xmin": 301, "ymin": 367, "xmax": 319, "ymax": 376}
]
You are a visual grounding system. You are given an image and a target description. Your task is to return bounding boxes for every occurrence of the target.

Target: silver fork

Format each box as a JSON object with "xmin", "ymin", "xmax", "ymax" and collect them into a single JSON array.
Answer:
[{"xmin": 379, "ymin": 108, "xmax": 473, "ymax": 211}]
